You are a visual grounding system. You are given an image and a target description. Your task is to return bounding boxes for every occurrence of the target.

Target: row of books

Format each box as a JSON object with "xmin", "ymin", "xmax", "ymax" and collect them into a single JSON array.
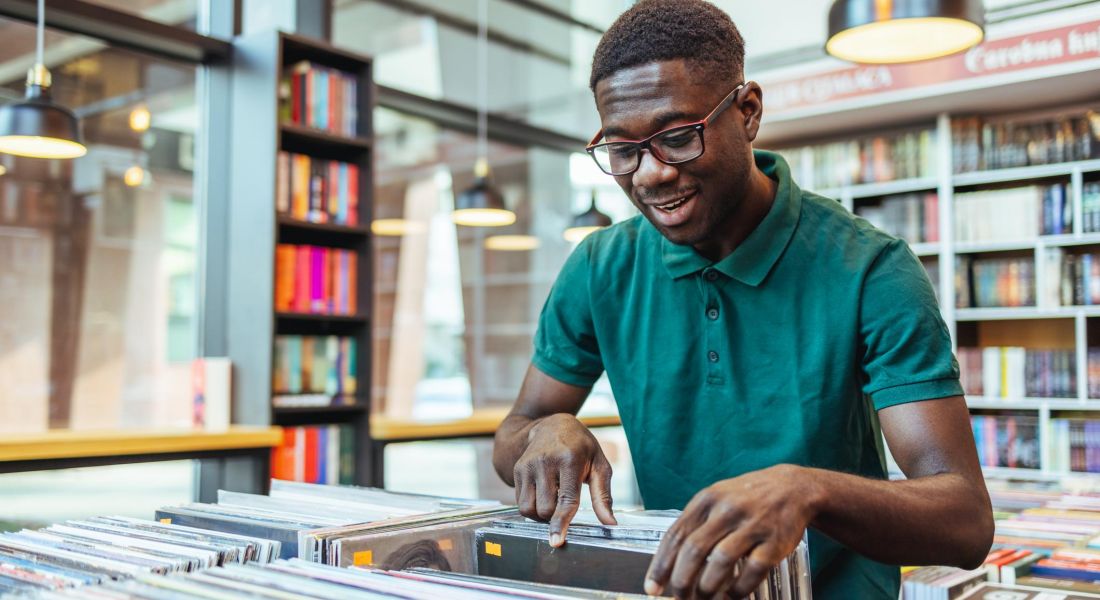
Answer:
[
  {"xmin": 1045, "ymin": 248, "xmax": 1100, "ymax": 307},
  {"xmin": 955, "ymin": 256, "xmax": 1035, "ymax": 308},
  {"xmin": 954, "ymin": 184, "xmax": 1070, "ymax": 242},
  {"xmin": 952, "ymin": 111, "xmax": 1100, "ymax": 173},
  {"xmin": 1090, "ymin": 350, "xmax": 1100, "ymax": 398},
  {"xmin": 276, "ymin": 151, "xmax": 361, "ymax": 226},
  {"xmin": 279, "ymin": 60, "xmax": 359, "ymax": 137},
  {"xmin": 269, "ymin": 425, "xmax": 356, "ymax": 485},
  {"xmin": 855, "ymin": 192, "xmax": 939, "ymax": 244},
  {"xmin": 972, "ymin": 414, "xmax": 1040, "ymax": 469},
  {"xmin": 957, "ymin": 347, "xmax": 1076, "ymax": 399},
  {"xmin": 1085, "ymin": 182, "xmax": 1100, "ymax": 233},
  {"xmin": 272, "ymin": 335, "xmax": 357, "ymax": 402},
  {"xmin": 799, "ymin": 128, "xmax": 936, "ymax": 188},
  {"xmin": 1048, "ymin": 418, "xmax": 1100, "ymax": 474},
  {"xmin": 274, "ymin": 244, "xmax": 358, "ymax": 315}
]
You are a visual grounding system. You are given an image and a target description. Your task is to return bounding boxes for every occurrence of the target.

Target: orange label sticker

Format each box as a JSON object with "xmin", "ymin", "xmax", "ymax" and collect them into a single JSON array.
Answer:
[
  {"xmin": 438, "ymin": 538, "xmax": 453, "ymax": 551},
  {"xmin": 353, "ymin": 550, "xmax": 373, "ymax": 566},
  {"xmin": 159, "ymin": 518, "xmax": 172, "ymax": 525},
  {"xmin": 485, "ymin": 542, "xmax": 502, "ymax": 557}
]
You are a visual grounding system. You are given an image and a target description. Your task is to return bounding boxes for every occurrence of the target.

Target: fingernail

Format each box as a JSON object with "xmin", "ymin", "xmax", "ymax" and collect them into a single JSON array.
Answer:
[
  {"xmin": 550, "ymin": 533, "xmax": 562, "ymax": 547},
  {"xmin": 644, "ymin": 579, "xmax": 662, "ymax": 596}
]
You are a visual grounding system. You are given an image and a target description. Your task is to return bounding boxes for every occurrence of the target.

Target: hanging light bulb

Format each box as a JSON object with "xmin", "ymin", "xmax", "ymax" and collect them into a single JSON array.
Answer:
[
  {"xmin": 826, "ymin": 0, "xmax": 984, "ymax": 64},
  {"xmin": 371, "ymin": 218, "xmax": 426, "ymax": 236},
  {"xmin": 0, "ymin": 0, "xmax": 86, "ymax": 159},
  {"xmin": 124, "ymin": 165, "xmax": 145, "ymax": 187},
  {"xmin": 129, "ymin": 105, "xmax": 151, "ymax": 132},
  {"xmin": 452, "ymin": 0, "xmax": 515, "ymax": 228},
  {"xmin": 0, "ymin": 165, "xmax": 7, "ymax": 176},
  {"xmin": 564, "ymin": 191, "xmax": 612, "ymax": 243}
]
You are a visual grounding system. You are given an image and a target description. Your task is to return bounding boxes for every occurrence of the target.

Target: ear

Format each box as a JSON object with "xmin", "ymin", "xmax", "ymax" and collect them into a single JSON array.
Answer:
[{"xmin": 738, "ymin": 81, "xmax": 764, "ymax": 142}]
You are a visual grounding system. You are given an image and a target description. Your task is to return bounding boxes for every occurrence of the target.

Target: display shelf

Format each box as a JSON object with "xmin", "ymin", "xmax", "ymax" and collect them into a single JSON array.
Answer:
[
  {"xmin": 1040, "ymin": 233, "xmax": 1100, "ymax": 248},
  {"xmin": 277, "ymin": 216, "xmax": 369, "ymax": 237},
  {"xmin": 909, "ymin": 242, "xmax": 941, "ymax": 257},
  {"xmin": 981, "ymin": 466, "xmax": 1057, "ymax": 480},
  {"xmin": 275, "ymin": 312, "xmax": 369, "ymax": 324},
  {"xmin": 953, "ymin": 307, "xmax": 1100, "ymax": 321},
  {"xmin": 0, "ymin": 427, "xmax": 282, "ymax": 463},
  {"xmin": 966, "ymin": 397, "xmax": 1087, "ymax": 411},
  {"xmin": 279, "ymin": 122, "xmax": 372, "ymax": 152},
  {"xmin": 954, "ymin": 239, "xmax": 1038, "ymax": 254},
  {"xmin": 370, "ymin": 409, "xmax": 621, "ymax": 442},
  {"xmin": 953, "ymin": 159, "xmax": 1100, "ymax": 187}
]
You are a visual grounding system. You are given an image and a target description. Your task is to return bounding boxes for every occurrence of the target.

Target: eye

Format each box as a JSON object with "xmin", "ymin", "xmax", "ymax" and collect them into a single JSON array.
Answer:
[
  {"xmin": 658, "ymin": 130, "xmax": 696, "ymax": 148},
  {"xmin": 607, "ymin": 143, "xmax": 637, "ymax": 159}
]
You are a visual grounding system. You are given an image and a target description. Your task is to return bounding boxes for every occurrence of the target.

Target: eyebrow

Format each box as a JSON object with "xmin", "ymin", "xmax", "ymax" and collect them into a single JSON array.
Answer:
[{"xmin": 602, "ymin": 110, "xmax": 695, "ymax": 141}]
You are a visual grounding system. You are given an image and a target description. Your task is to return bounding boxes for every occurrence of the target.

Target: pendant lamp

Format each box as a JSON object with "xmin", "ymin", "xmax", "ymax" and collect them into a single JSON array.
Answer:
[
  {"xmin": 0, "ymin": 0, "xmax": 86, "ymax": 159},
  {"xmin": 452, "ymin": 0, "xmax": 515, "ymax": 228},
  {"xmin": 563, "ymin": 191, "xmax": 612, "ymax": 243},
  {"xmin": 826, "ymin": 0, "xmax": 984, "ymax": 64}
]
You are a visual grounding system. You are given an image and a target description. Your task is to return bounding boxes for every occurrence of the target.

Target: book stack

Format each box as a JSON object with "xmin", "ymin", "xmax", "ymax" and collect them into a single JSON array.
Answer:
[
  {"xmin": 0, "ymin": 516, "xmax": 277, "ymax": 596},
  {"xmin": 272, "ymin": 335, "xmax": 357, "ymax": 407},
  {"xmin": 789, "ymin": 127, "xmax": 935, "ymax": 189},
  {"xmin": 1085, "ymin": 182, "xmax": 1100, "ymax": 233},
  {"xmin": 953, "ymin": 184, "xmax": 1069, "ymax": 242},
  {"xmin": 476, "ymin": 510, "xmax": 811, "ymax": 598},
  {"xmin": 855, "ymin": 192, "xmax": 939, "ymax": 244},
  {"xmin": 901, "ymin": 565, "xmax": 987, "ymax": 599},
  {"xmin": 279, "ymin": 60, "xmax": 358, "ymax": 136},
  {"xmin": 959, "ymin": 582, "xmax": 1100, "ymax": 598},
  {"xmin": 276, "ymin": 151, "xmax": 360, "ymax": 226},
  {"xmin": 972, "ymin": 413, "xmax": 1040, "ymax": 469},
  {"xmin": 41, "ymin": 559, "xmax": 657, "ymax": 599},
  {"xmin": 957, "ymin": 347, "xmax": 1076, "ymax": 399},
  {"xmin": 952, "ymin": 111, "xmax": 1100, "ymax": 173},
  {"xmin": 269, "ymin": 425, "xmax": 356, "ymax": 485},
  {"xmin": 274, "ymin": 244, "xmax": 357, "ymax": 315},
  {"xmin": 955, "ymin": 256, "xmax": 1035, "ymax": 308}
]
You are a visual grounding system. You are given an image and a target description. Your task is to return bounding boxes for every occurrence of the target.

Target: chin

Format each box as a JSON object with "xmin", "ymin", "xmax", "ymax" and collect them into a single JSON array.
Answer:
[{"xmin": 651, "ymin": 221, "xmax": 706, "ymax": 246}]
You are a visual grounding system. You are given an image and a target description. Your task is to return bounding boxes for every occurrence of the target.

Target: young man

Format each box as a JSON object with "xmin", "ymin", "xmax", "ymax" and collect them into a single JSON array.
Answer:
[{"xmin": 492, "ymin": 1, "xmax": 993, "ymax": 598}]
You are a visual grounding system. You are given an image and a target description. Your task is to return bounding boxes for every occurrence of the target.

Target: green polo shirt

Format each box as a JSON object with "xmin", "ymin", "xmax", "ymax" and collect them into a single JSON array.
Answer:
[{"xmin": 533, "ymin": 150, "xmax": 962, "ymax": 599}]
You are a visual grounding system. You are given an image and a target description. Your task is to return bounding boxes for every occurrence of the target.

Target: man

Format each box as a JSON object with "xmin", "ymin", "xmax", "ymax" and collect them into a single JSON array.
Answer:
[{"xmin": 492, "ymin": 1, "xmax": 994, "ymax": 598}]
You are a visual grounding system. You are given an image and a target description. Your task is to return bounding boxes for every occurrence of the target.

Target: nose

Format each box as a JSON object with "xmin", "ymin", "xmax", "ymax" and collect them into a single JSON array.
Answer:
[{"xmin": 632, "ymin": 149, "xmax": 678, "ymax": 191}]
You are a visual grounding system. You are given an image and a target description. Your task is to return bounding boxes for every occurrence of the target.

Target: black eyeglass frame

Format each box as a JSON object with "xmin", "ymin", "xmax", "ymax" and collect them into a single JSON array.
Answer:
[{"xmin": 585, "ymin": 82, "xmax": 747, "ymax": 176}]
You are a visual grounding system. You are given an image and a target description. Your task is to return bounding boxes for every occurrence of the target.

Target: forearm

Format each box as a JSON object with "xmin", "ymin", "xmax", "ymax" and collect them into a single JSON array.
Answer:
[{"xmin": 806, "ymin": 467, "xmax": 993, "ymax": 569}]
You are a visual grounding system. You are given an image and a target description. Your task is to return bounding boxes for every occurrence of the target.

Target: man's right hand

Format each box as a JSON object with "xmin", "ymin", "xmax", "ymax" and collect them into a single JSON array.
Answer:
[{"xmin": 512, "ymin": 412, "xmax": 617, "ymax": 547}]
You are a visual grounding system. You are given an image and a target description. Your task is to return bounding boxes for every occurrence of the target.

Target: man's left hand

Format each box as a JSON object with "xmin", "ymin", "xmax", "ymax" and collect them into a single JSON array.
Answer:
[{"xmin": 644, "ymin": 464, "xmax": 819, "ymax": 599}]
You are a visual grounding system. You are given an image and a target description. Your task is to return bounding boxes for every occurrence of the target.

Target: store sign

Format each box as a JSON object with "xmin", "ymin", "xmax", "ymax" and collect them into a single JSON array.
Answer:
[{"xmin": 765, "ymin": 20, "xmax": 1100, "ymax": 114}]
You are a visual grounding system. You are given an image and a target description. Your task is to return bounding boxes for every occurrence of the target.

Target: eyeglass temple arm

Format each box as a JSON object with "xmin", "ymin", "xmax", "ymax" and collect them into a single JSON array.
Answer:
[
  {"xmin": 703, "ymin": 83, "xmax": 745, "ymax": 125},
  {"xmin": 586, "ymin": 129, "xmax": 605, "ymax": 149}
]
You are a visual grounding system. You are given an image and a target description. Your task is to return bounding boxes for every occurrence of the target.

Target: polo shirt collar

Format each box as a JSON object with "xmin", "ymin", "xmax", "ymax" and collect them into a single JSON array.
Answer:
[{"xmin": 661, "ymin": 149, "xmax": 802, "ymax": 286}]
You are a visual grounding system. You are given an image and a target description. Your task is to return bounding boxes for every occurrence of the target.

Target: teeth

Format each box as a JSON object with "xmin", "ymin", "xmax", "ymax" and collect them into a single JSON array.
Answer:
[{"xmin": 657, "ymin": 196, "xmax": 689, "ymax": 212}]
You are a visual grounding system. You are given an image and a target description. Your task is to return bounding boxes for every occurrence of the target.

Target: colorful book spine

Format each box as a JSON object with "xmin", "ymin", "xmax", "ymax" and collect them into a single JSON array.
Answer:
[
  {"xmin": 271, "ymin": 335, "xmax": 358, "ymax": 401},
  {"xmin": 280, "ymin": 61, "xmax": 358, "ymax": 137},
  {"xmin": 971, "ymin": 414, "xmax": 1040, "ymax": 469},
  {"xmin": 275, "ymin": 152, "xmax": 360, "ymax": 226},
  {"xmin": 273, "ymin": 244, "xmax": 358, "ymax": 316},
  {"xmin": 956, "ymin": 256, "xmax": 1035, "ymax": 308},
  {"xmin": 270, "ymin": 425, "xmax": 355, "ymax": 484},
  {"xmin": 854, "ymin": 192, "xmax": 939, "ymax": 244},
  {"xmin": 952, "ymin": 112, "xmax": 1100, "ymax": 173},
  {"xmin": 958, "ymin": 347, "xmax": 1076, "ymax": 399}
]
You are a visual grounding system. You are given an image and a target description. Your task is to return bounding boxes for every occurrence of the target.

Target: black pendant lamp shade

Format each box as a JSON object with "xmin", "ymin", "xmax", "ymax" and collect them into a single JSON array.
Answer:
[
  {"xmin": 453, "ymin": 158, "xmax": 516, "ymax": 227},
  {"xmin": 564, "ymin": 192, "xmax": 612, "ymax": 242},
  {"xmin": 0, "ymin": 70, "xmax": 86, "ymax": 159},
  {"xmin": 826, "ymin": 0, "xmax": 984, "ymax": 64}
]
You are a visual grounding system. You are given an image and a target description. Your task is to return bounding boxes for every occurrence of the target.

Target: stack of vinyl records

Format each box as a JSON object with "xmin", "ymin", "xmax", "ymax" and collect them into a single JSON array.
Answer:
[
  {"xmin": 33, "ymin": 558, "xmax": 655, "ymax": 599},
  {"xmin": 0, "ymin": 516, "xmax": 277, "ymax": 597},
  {"xmin": 475, "ymin": 509, "xmax": 812, "ymax": 599},
  {"xmin": 156, "ymin": 480, "xmax": 508, "ymax": 559}
]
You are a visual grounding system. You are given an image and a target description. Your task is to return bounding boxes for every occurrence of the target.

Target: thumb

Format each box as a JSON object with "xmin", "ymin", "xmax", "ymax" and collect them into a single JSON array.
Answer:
[{"xmin": 588, "ymin": 454, "xmax": 616, "ymax": 526}]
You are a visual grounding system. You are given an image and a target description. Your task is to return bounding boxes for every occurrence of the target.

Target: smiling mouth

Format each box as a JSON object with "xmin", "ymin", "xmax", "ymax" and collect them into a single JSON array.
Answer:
[{"xmin": 653, "ymin": 193, "xmax": 693, "ymax": 213}]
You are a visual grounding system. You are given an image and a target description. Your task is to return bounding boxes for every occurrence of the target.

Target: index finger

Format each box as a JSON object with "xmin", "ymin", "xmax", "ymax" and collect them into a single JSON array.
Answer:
[
  {"xmin": 548, "ymin": 466, "xmax": 582, "ymax": 547},
  {"xmin": 644, "ymin": 508, "xmax": 709, "ymax": 596}
]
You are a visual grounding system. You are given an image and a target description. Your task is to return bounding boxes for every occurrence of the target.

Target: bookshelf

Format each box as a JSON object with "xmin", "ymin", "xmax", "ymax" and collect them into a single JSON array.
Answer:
[
  {"xmin": 775, "ymin": 103, "xmax": 1100, "ymax": 479},
  {"xmin": 228, "ymin": 31, "xmax": 375, "ymax": 486}
]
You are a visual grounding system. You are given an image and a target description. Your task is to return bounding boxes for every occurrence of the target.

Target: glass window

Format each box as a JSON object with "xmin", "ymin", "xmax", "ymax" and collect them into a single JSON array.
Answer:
[
  {"xmin": 332, "ymin": 0, "xmax": 615, "ymax": 140},
  {"xmin": 372, "ymin": 107, "xmax": 631, "ymax": 420},
  {"xmin": 0, "ymin": 16, "xmax": 198, "ymax": 433}
]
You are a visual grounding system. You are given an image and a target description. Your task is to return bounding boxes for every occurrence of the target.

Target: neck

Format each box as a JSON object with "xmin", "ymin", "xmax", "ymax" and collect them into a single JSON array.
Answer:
[{"xmin": 692, "ymin": 165, "xmax": 777, "ymax": 261}]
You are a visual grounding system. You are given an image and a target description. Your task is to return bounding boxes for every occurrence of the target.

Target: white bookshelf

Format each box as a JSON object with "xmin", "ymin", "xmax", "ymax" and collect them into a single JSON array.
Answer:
[{"xmin": 786, "ymin": 112, "xmax": 1100, "ymax": 477}]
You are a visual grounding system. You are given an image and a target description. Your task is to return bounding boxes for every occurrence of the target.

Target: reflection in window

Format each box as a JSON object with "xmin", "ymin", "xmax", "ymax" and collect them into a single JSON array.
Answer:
[{"xmin": 0, "ymin": 17, "xmax": 197, "ymax": 432}]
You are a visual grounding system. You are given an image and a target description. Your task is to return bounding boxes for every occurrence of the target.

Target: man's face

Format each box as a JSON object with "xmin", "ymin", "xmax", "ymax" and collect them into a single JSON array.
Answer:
[{"xmin": 594, "ymin": 60, "xmax": 754, "ymax": 248}]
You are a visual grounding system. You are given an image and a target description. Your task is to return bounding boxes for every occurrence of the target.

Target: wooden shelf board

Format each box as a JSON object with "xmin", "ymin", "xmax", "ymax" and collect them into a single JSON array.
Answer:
[
  {"xmin": 954, "ymin": 239, "xmax": 1037, "ymax": 254},
  {"xmin": 371, "ymin": 409, "xmax": 621, "ymax": 441},
  {"xmin": 273, "ymin": 403, "xmax": 368, "ymax": 415},
  {"xmin": 277, "ymin": 216, "xmax": 368, "ymax": 236},
  {"xmin": 0, "ymin": 426, "xmax": 283, "ymax": 463},
  {"xmin": 910, "ymin": 242, "xmax": 940, "ymax": 257},
  {"xmin": 967, "ymin": 396, "xmax": 1086, "ymax": 410},
  {"xmin": 275, "ymin": 312, "xmax": 368, "ymax": 323},
  {"xmin": 954, "ymin": 307, "xmax": 1100, "ymax": 321},
  {"xmin": 953, "ymin": 159, "xmax": 1100, "ymax": 187},
  {"xmin": 279, "ymin": 123, "xmax": 371, "ymax": 151}
]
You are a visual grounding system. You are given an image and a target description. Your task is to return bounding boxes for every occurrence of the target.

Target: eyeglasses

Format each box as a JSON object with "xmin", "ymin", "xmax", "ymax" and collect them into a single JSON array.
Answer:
[{"xmin": 585, "ymin": 83, "xmax": 746, "ymax": 176}]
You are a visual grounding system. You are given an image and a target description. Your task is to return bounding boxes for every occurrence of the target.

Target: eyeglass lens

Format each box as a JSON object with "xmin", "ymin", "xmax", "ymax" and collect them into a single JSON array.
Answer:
[{"xmin": 590, "ymin": 126, "xmax": 704, "ymax": 175}]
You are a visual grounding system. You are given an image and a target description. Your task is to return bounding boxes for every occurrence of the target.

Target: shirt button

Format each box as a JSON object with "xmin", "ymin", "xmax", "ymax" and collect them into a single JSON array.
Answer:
[
  {"xmin": 706, "ymin": 307, "xmax": 719, "ymax": 320},
  {"xmin": 704, "ymin": 269, "xmax": 719, "ymax": 282},
  {"xmin": 708, "ymin": 350, "xmax": 719, "ymax": 362}
]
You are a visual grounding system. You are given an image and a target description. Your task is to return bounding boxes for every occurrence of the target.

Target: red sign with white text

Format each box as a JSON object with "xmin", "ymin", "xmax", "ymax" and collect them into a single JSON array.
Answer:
[{"xmin": 765, "ymin": 20, "xmax": 1100, "ymax": 113}]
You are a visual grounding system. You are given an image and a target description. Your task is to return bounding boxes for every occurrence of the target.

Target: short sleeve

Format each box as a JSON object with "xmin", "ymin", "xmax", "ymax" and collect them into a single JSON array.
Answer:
[
  {"xmin": 532, "ymin": 239, "xmax": 605, "ymax": 387},
  {"xmin": 860, "ymin": 240, "xmax": 963, "ymax": 410}
]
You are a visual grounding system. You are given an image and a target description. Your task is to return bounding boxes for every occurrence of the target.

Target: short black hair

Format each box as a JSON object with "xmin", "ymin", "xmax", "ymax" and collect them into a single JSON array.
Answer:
[{"xmin": 590, "ymin": 0, "xmax": 745, "ymax": 92}]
